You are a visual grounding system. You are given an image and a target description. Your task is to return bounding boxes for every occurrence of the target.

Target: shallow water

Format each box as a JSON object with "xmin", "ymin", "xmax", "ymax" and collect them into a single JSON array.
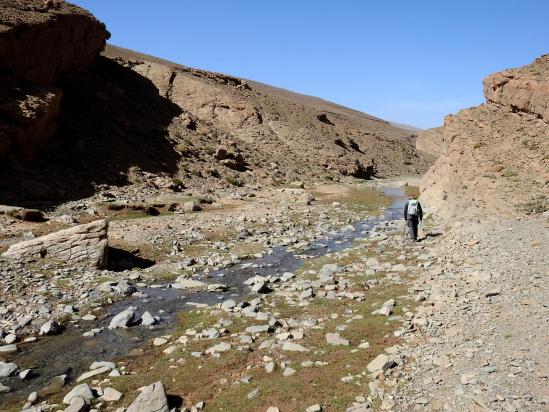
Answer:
[{"xmin": 0, "ymin": 186, "xmax": 407, "ymax": 405}]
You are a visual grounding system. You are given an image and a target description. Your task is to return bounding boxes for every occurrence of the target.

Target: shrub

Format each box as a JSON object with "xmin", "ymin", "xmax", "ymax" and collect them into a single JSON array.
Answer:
[
  {"xmin": 203, "ymin": 144, "xmax": 215, "ymax": 155},
  {"xmin": 502, "ymin": 168, "xmax": 518, "ymax": 178},
  {"xmin": 171, "ymin": 177, "xmax": 184, "ymax": 187},
  {"xmin": 520, "ymin": 195, "xmax": 547, "ymax": 215},
  {"xmin": 225, "ymin": 175, "xmax": 243, "ymax": 187}
]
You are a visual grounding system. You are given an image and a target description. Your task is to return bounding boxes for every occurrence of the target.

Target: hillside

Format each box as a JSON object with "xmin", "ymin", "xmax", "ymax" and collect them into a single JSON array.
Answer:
[
  {"xmin": 0, "ymin": 1, "xmax": 430, "ymax": 208},
  {"xmin": 420, "ymin": 55, "xmax": 549, "ymax": 220}
]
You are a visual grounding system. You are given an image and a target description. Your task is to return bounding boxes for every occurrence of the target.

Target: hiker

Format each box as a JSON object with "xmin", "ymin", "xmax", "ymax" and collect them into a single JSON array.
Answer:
[{"xmin": 403, "ymin": 194, "xmax": 423, "ymax": 242}]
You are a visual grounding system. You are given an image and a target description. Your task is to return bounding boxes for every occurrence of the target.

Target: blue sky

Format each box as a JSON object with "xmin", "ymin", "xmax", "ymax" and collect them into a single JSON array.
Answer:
[{"xmin": 73, "ymin": 0, "xmax": 548, "ymax": 129}]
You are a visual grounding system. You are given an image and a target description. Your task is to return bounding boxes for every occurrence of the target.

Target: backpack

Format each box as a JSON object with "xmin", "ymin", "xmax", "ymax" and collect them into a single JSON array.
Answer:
[{"xmin": 407, "ymin": 199, "xmax": 419, "ymax": 216}]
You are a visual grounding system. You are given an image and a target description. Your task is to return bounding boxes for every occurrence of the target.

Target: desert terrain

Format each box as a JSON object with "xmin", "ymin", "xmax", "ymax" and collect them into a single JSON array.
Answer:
[{"xmin": 0, "ymin": 1, "xmax": 547, "ymax": 412}]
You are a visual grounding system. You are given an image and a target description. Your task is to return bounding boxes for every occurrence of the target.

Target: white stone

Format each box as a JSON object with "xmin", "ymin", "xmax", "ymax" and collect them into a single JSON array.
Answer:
[
  {"xmin": 325, "ymin": 332, "xmax": 349, "ymax": 346},
  {"xmin": 127, "ymin": 381, "xmax": 169, "ymax": 412},
  {"xmin": 282, "ymin": 342, "xmax": 309, "ymax": 352},
  {"xmin": 102, "ymin": 387, "xmax": 123, "ymax": 402}
]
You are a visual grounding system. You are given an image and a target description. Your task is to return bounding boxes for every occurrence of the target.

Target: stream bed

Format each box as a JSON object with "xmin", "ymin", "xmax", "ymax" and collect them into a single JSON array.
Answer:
[{"xmin": 1, "ymin": 187, "xmax": 408, "ymax": 405}]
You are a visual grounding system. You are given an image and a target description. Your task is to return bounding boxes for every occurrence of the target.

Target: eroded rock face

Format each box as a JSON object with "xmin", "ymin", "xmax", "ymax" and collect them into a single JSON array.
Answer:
[
  {"xmin": 0, "ymin": 0, "xmax": 109, "ymax": 161},
  {"xmin": 0, "ymin": 0, "xmax": 109, "ymax": 84},
  {"xmin": 421, "ymin": 55, "xmax": 549, "ymax": 220},
  {"xmin": 1, "ymin": 220, "xmax": 108, "ymax": 268},
  {"xmin": 0, "ymin": 85, "xmax": 62, "ymax": 162},
  {"xmin": 484, "ymin": 54, "xmax": 549, "ymax": 122}
]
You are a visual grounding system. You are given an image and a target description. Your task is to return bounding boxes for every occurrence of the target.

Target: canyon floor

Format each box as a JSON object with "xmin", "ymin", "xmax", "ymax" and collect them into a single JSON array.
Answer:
[{"xmin": 0, "ymin": 178, "xmax": 547, "ymax": 412}]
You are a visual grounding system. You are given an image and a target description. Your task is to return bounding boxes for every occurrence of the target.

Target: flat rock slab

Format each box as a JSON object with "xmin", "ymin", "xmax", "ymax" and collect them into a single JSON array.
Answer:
[
  {"xmin": 0, "ymin": 362, "xmax": 18, "ymax": 377},
  {"xmin": 1, "ymin": 220, "xmax": 108, "ymax": 268},
  {"xmin": 76, "ymin": 365, "xmax": 111, "ymax": 382},
  {"xmin": 325, "ymin": 332, "xmax": 349, "ymax": 346},
  {"xmin": 172, "ymin": 279, "xmax": 207, "ymax": 289},
  {"xmin": 282, "ymin": 342, "xmax": 309, "ymax": 352},
  {"xmin": 367, "ymin": 353, "xmax": 396, "ymax": 373}
]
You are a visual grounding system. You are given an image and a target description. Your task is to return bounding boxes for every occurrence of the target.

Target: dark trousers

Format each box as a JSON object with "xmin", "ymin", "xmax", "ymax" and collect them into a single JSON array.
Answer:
[{"xmin": 406, "ymin": 216, "xmax": 419, "ymax": 241}]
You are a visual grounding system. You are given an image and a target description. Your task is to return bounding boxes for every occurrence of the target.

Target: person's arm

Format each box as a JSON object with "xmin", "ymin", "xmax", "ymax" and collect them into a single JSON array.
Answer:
[{"xmin": 403, "ymin": 201, "xmax": 408, "ymax": 220}]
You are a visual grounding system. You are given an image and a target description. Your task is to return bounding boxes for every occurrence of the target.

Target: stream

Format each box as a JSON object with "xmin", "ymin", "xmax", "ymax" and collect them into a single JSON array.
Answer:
[{"xmin": 0, "ymin": 187, "xmax": 408, "ymax": 405}]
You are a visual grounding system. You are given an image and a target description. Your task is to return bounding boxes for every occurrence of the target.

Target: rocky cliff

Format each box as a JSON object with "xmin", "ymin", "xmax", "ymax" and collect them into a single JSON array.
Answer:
[
  {"xmin": 420, "ymin": 55, "xmax": 549, "ymax": 220},
  {"xmin": 0, "ymin": 0, "xmax": 109, "ymax": 162},
  {"xmin": 484, "ymin": 55, "xmax": 549, "ymax": 122}
]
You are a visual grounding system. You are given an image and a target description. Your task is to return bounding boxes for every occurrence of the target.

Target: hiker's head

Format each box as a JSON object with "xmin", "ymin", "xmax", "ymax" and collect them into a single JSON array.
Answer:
[{"xmin": 409, "ymin": 194, "xmax": 417, "ymax": 200}]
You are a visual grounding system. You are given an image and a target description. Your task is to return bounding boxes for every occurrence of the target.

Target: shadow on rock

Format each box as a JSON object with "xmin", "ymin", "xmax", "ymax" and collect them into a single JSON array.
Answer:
[
  {"xmin": 167, "ymin": 394, "xmax": 184, "ymax": 409},
  {"xmin": 0, "ymin": 57, "xmax": 182, "ymax": 208}
]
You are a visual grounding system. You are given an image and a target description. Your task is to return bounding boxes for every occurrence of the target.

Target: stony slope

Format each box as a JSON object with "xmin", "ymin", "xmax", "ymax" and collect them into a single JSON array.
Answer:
[
  {"xmin": 0, "ymin": 2, "xmax": 430, "ymax": 208},
  {"xmin": 420, "ymin": 55, "xmax": 549, "ymax": 220},
  {"xmin": 416, "ymin": 126, "xmax": 443, "ymax": 158},
  {"xmin": 100, "ymin": 45, "xmax": 429, "ymax": 183}
]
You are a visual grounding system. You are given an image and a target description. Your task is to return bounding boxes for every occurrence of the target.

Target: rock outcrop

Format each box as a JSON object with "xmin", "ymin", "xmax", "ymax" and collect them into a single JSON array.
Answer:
[
  {"xmin": 1, "ymin": 220, "xmax": 108, "ymax": 268},
  {"xmin": 484, "ymin": 55, "xmax": 549, "ymax": 122},
  {"xmin": 0, "ymin": 0, "xmax": 109, "ymax": 161},
  {"xmin": 420, "ymin": 55, "xmax": 549, "ymax": 220}
]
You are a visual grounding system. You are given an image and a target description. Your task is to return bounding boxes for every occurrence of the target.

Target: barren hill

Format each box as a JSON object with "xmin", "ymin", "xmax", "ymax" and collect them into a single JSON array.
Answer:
[
  {"xmin": 0, "ymin": 2, "xmax": 430, "ymax": 208},
  {"xmin": 420, "ymin": 55, "xmax": 549, "ymax": 220}
]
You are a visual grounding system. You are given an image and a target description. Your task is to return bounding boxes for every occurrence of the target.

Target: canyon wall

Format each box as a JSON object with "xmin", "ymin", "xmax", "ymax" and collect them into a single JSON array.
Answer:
[
  {"xmin": 420, "ymin": 55, "xmax": 549, "ymax": 220},
  {"xmin": 0, "ymin": 0, "xmax": 109, "ymax": 162}
]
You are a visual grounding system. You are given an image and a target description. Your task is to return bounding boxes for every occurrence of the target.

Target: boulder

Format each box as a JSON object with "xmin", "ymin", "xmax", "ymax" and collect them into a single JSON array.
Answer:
[
  {"xmin": 0, "ymin": 344, "xmax": 18, "ymax": 354},
  {"xmin": 140, "ymin": 311, "xmax": 157, "ymax": 326},
  {"xmin": 108, "ymin": 307, "xmax": 136, "ymax": 329},
  {"xmin": 65, "ymin": 396, "xmax": 88, "ymax": 412},
  {"xmin": 126, "ymin": 381, "xmax": 169, "ymax": 412},
  {"xmin": 325, "ymin": 332, "xmax": 349, "ymax": 346},
  {"xmin": 62, "ymin": 383, "xmax": 94, "ymax": 404},
  {"xmin": 220, "ymin": 299, "xmax": 236, "ymax": 310},
  {"xmin": 39, "ymin": 320, "xmax": 62, "ymax": 336},
  {"xmin": 172, "ymin": 278, "xmax": 206, "ymax": 289},
  {"xmin": 0, "ymin": 362, "xmax": 17, "ymax": 377},
  {"xmin": 251, "ymin": 281, "xmax": 272, "ymax": 294},
  {"xmin": 1, "ymin": 220, "xmax": 108, "ymax": 268},
  {"xmin": 102, "ymin": 387, "xmax": 122, "ymax": 402},
  {"xmin": 366, "ymin": 354, "xmax": 396, "ymax": 374}
]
